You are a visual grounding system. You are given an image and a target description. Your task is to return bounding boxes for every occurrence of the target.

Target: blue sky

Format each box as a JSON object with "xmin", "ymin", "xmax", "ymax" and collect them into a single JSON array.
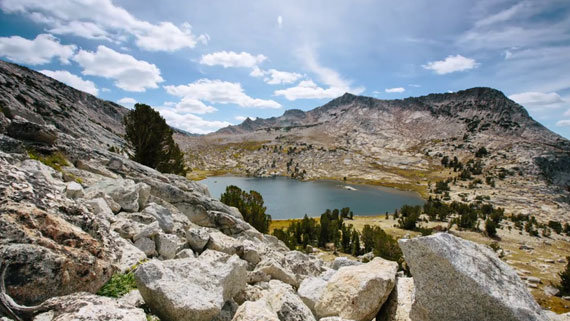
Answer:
[{"xmin": 0, "ymin": 0, "xmax": 569, "ymax": 137}]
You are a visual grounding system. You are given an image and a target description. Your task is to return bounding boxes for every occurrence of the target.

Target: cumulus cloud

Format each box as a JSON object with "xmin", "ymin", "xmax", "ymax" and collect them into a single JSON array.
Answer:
[
  {"xmin": 422, "ymin": 55, "xmax": 478, "ymax": 75},
  {"xmin": 156, "ymin": 108, "xmax": 231, "ymax": 134},
  {"xmin": 117, "ymin": 97, "xmax": 137, "ymax": 107},
  {"xmin": 40, "ymin": 69, "xmax": 98, "ymax": 95},
  {"xmin": 200, "ymin": 51, "xmax": 266, "ymax": 68},
  {"xmin": 508, "ymin": 91, "xmax": 565, "ymax": 109},
  {"xmin": 73, "ymin": 45, "xmax": 163, "ymax": 92},
  {"xmin": 251, "ymin": 68, "xmax": 303, "ymax": 85},
  {"xmin": 274, "ymin": 79, "xmax": 347, "ymax": 100},
  {"xmin": 385, "ymin": 87, "xmax": 405, "ymax": 93},
  {"xmin": 164, "ymin": 79, "xmax": 281, "ymax": 109},
  {"xmin": 174, "ymin": 97, "xmax": 217, "ymax": 114},
  {"xmin": 275, "ymin": 47, "xmax": 364, "ymax": 100},
  {"xmin": 0, "ymin": 33, "xmax": 76, "ymax": 65},
  {"xmin": 556, "ymin": 120, "xmax": 570, "ymax": 127},
  {"xmin": 0, "ymin": 0, "xmax": 207, "ymax": 52}
]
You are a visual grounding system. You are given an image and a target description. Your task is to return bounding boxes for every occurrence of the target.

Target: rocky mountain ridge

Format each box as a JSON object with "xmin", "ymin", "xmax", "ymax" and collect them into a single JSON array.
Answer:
[
  {"xmin": 182, "ymin": 88, "xmax": 570, "ymax": 223},
  {"xmin": 0, "ymin": 59, "xmax": 568, "ymax": 320}
]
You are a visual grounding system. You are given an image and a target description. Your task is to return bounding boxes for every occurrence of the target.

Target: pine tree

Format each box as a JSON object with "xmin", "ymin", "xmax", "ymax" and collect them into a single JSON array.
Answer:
[
  {"xmin": 559, "ymin": 256, "xmax": 570, "ymax": 296},
  {"xmin": 220, "ymin": 185, "xmax": 271, "ymax": 233},
  {"xmin": 123, "ymin": 103, "xmax": 187, "ymax": 175}
]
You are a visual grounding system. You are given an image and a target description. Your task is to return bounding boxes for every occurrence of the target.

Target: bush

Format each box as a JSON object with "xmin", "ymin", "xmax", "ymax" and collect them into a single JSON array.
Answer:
[
  {"xmin": 475, "ymin": 147, "xmax": 489, "ymax": 158},
  {"xmin": 220, "ymin": 185, "xmax": 271, "ymax": 233},
  {"xmin": 485, "ymin": 219, "xmax": 497, "ymax": 237},
  {"xmin": 28, "ymin": 150, "xmax": 69, "ymax": 172},
  {"xmin": 97, "ymin": 270, "xmax": 137, "ymax": 298},
  {"xmin": 548, "ymin": 220, "xmax": 563, "ymax": 234},
  {"xmin": 558, "ymin": 257, "xmax": 570, "ymax": 296},
  {"xmin": 123, "ymin": 103, "xmax": 187, "ymax": 176}
]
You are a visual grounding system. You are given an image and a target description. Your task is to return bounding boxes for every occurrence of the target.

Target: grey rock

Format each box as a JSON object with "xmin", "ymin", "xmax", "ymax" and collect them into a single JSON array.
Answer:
[
  {"xmin": 142, "ymin": 202, "xmax": 174, "ymax": 232},
  {"xmin": 544, "ymin": 286, "xmax": 560, "ymax": 297},
  {"xmin": 260, "ymin": 280, "xmax": 316, "ymax": 321},
  {"xmin": 134, "ymin": 237, "xmax": 156, "ymax": 257},
  {"xmin": 212, "ymin": 300, "xmax": 239, "ymax": 321},
  {"xmin": 6, "ymin": 117, "xmax": 57, "ymax": 145},
  {"xmin": 135, "ymin": 250, "xmax": 247, "ymax": 321},
  {"xmin": 133, "ymin": 221, "xmax": 161, "ymax": 241},
  {"xmin": 114, "ymin": 235, "xmax": 147, "ymax": 273},
  {"xmin": 117, "ymin": 289, "xmax": 145, "ymax": 307},
  {"xmin": 377, "ymin": 277, "xmax": 414, "ymax": 321},
  {"xmin": 64, "ymin": 181, "xmax": 84, "ymax": 199},
  {"xmin": 232, "ymin": 300, "xmax": 280, "ymax": 321},
  {"xmin": 175, "ymin": 249, "xmax": 195, "ymax": 259},
  {"xmin": 331, "ymin": 257, "xmax": 362, "ymax": 270},
  {"xmin": 85, "ymin": 179, "xmax": 150, "ymax": 212},
  {"xmin": 156, "ymin": 233, "xmax": 181, "ymax": 259},
  {"xmin": 399, "ymin": 233, "xmax": 550, "ymax": 321}
]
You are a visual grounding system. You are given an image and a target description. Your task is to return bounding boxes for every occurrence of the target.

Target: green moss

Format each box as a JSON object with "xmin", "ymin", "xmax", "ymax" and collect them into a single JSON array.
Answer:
[
  {"xmin": 97, "ymin": 270, "xmax": 137, "ymax": 298},
  {"xmin": 27, "ymin": 150, "xmax": 69, "ymax": 172}
]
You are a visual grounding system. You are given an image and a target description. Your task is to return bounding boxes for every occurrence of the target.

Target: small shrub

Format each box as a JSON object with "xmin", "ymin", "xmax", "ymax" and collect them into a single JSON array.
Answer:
[
  {"xmin": 97, "ymin": 270, "xmax": 137, "ymax": 298},
  {"xmin": 28, "ymin": 150, "xmax": 69, "ymax": 172},
  {"xmin": 558, "ymin": 257, "xmax": 570, "ymax": 296},
  {"xmin": 485, "ymin": 219, "xmax": 497, "ymax": 237}
]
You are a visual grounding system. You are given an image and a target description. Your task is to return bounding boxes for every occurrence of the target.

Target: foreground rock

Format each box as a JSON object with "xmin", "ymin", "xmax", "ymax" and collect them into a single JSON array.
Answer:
[
  {"xmin": 377, "ymin": 277, "xmax": 414, "ymax": 321},
  {"xmin": 33, "ymin": 292, "xmax": 147, "ymax": 321},
  {"xmin": 134, "ymin": 250, "xmax": 247, "ymax": 321},
  {"xmin": 313, "ymin": 257, "xmax": 398, "ymax": 321},
  {"xmin": 399, "ymin": 233, "xmax": 550, "ymax": 321}
]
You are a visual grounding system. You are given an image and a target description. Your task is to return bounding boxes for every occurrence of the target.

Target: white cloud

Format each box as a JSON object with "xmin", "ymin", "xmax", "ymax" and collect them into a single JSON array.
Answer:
[
  {"xmin": 508, "ymin": 92, "xmax": 565, "ymax": 110},
  {"xmin": 277, "ymin": 16, "xmax": 283, "ymax": 29},
  {"xmin": 422, "ymin": 55, "xmax": 479, "ymax": 75},
  {"xmin": 556, "ymin": 120, "xmax": 570, "ymax": 127},
  {"xmin": 157, "ymin": 108, "xmax": 231, "ymax": 134},
  {"xmin": 251, "ymin": 68, "xmax": 303, "ymax": 85},
  {"xmin": 274, "ymin": 79, "xmax": 347, "ymax": 101},
  {"xmin": 39, "ymin": 70, "xmax": 98, "ymax": 95},
  {"xmin": 199, "ymin": 51, "xmax": 266, "ymax": 68},
  {"xmin": 165, "ymin": 79, "xmax": 281, "ymax": 109},
  {"xmin": 0, "ymin": 0, "xmax": 206, "ymax": 52},
  {"xmin": 275, "ymin": 46, "xmax": 364, "ymax": 100},
  {"xmin": 73, "ymin": 45, "xmax": 163, "ymax": 92},
  {"xmin": 174, "ymin": 97, "xmax": 217, "ymax": 114},
  {"xmin": 117, "ymin": 97, "xmax": 137, "ymax": 107},
  {"xmin": 564, "ymin": 109, "xmax": 570, "ymax": 117},
  {"xmin": 408, "ymin": 84, "xmax": 421, "ymax": 88},
  {"xmin": 385, "ymin": 87, "xmax": 405, "ymax": 93},
  {"xmin": 0, "ymin": 33, "xmax": 76, "ymax": 65}
]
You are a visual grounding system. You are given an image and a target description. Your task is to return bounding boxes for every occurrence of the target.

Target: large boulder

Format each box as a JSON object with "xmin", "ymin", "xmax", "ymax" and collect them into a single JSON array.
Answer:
[
  {"xmin": 260, "ymin": 280, "xmax": 316, "ymax": 321},
  {"xmin": 134, "ymin": 250, "xmax": 247, "ymax": 321},
  {"xmin": 298, "ymin": 269, "xmax": 337, "ymax": 314},
  {"xmin": 314, "ymin": 257, "xmax": 398, "ymax": 321},
  {"xmin": 377, "ymin": 277, "xmax": 414, "ymax": 321},
  {"xmin": 186, "ymin": 227, "xmax": 210, "ymax": 252},
  {"xmin": 399, "ymin": 233, "xmax": 551, "ymax": 321},
  {"xmin": 84, "ymin": 179, "xmax": 150, "ymax": 212},
  {"xmin": 33, "ymin": 292, "xmax": 147, "ymax": 321},
  {"xmin": 141, "ymin": 203, "xmax": 174, "ymax": 233},
  {"xmin": 232, "ymin": 300, "xmax": 280, "ymax": 321}
]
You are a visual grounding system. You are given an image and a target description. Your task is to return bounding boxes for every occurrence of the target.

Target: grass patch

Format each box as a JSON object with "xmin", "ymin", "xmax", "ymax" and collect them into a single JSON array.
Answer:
[
  {"xmin": 97, "ymin": 268, "xmax": 137, "ymax": 298},
  {"xmin": 187, "ymin": 168, "xmax": 230, "ymax": 181},
  {"xmin": 27, "ymin": 150, "xmax": 69, "ymax": 172}
]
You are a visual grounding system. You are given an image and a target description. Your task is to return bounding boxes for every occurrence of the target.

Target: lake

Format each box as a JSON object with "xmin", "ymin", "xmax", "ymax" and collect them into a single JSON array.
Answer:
[{"xmin": 200, "ymin": 176, "xmax": 425, "ymax": 220}]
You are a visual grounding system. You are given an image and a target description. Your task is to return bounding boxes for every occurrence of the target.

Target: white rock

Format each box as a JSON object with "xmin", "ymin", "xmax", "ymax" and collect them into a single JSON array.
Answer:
[
  {"xmin": 133, "ymin": 221, "xmax": 160, "ymax": 241},
  {"xmin": 232, "ymin": 300, "xmax": 280, "ymax": 321},
  {"xmin": 65, "ymin": 181, "xmax": 84, "ymax": 199},
  {"xmin": 399, "ymin": 233, "xmax": 550, "ymax": 321},
  {"xmin": 527, "ymin": 276, "xmax": 541, "ymax": 284},
  {"xmin": 256, "ymin": 258, "xmax": 298, "ymax": 287},
  {"xmin": 175, "ymin": 249, "xmax": 195, "ymax": 259},
  {"xmin": 314, "ymin": 257, "xmax": 398, "ymax": 321},
  {"xmin": 261, "ymin": 280, "xmax": 316, "ymax": 321},
  {"xmin": 114, "ymin": 235, "xmax": 147, "ymax": 273},
  {"xmin": 85, "ymin": 179, "xmax": 150, "ymax": 212},
  {"xmin": 331, "ymin": 257, "xmax": 362, "ymax": 270},
  {"xmin": 156, "ymin": 233, "xmax": 181, "ymax": 259},
  {"xmin": 118, "ymin": 289, "xmax": 145, "ymax": 307},
  {"xmin": 377, "ymin": 277, "xmax": 414, "ymax": 321},
  {"xmin": 207, "ymin": 230, "xmax": 240, "ymax": 255},
  {"xmin": 186, "ymin": 227, "xmax": 210, "ymax": 252},
  {"xmin": 135, "ymin": 250, "xmax": 247, "ymax": 321}
]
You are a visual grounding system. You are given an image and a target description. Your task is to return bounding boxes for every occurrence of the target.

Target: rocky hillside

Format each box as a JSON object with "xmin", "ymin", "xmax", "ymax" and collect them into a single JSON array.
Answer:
[
  {"xmin": 182, "ymin": 88, "xmax": 570, "ymax": 223},
  {"xmin": 0, "ymin": 60, "xmax": 568, "ymax": 320}
]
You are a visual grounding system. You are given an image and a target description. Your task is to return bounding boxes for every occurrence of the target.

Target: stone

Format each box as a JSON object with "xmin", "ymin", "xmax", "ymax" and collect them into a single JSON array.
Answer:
[
  {"xmin": 142, "ymin": 203, "xmax": 174, "ymax": 232},
  {"xmin": 377, "ymin": 277, "xmax": 414, "ymax": 321},
  {"xmin": 85, "ymin": 179, "xmax": 150, "ymax": 212},
  {"xmin": 314, "ymin": 257, "xmax": 398, "ymax": 321},
  {"xmin": 247, "ymin": 270, "xmax": 271, "ymax": 284},
  {"xmin": 134, "ymin": 237, "xmax": 156, "ymax": 257},
  {"xmin": 232, "ymin": 300, "xmax": 280, "ymax": 321},
  {"xmin": 331, "ymin": 257, "xmax": 362, "ymax": 270},
  {"xmin": 298, "ymin": 269, "xmax": 337, "ymax": 314},
  {"xmin": 133, "ymin": 221, "xmax": 161, "ymax": 241},
  {"xmin": 84, "ymin": 198, "xmax": 114, "ymax": 218},
  {"xmin": 175, "ymin": 249, "xmax": 195, "ymax": 259},
  {"xmin": 135, "ymin": 250, "xmax": 247, "ymax": 321},
  {"xmin": 156, "ymin": 233, "xmax": 181, "ymax": 259},
  {"xmin": 256, "ymin": 258, "xmax": 299, "ymax": 287},
  {"xmin": 207, "ymin": 230, "xmax": 241, "ymax": 255},
  {"xmin": 545, "ymin": 311, "xmax": 570, "ymax": 321},
  {"xmin": 237, "ymin": 240, "xmax": 261, "ymax": 266},
  {"xmin": 34, "ymin": 292, "xmax": 146, "ymax": 321},
  {"xmin": 212, "ymin": 300, "xmax": 239, "ymax": 321},
  {"xmin": 544, "ymin": 286, "xmax": 560, "ymax": 297},
  {"xmin": 527, "ymin": 276, "xmax": 541, "ymax": 284},
  {"xmin": 118, "ymin": 289, "xmax": 145, "ymax": 308},
  {"xmin": 399, "ymin": 233, "xmax": 550, "ymax": 321},
  {"xmin": 186, "ymin": 227, "xmax": 210, "ymax": 253},
  {"xmin": 64, "ymin": 181, "xmax": 84, "ymax": 199},
  {"xmin": 6, "ymin": 117, "xmax": 57, "ymax": 145},
  {"xmin": 114, "ymin": 235, "xmax": 147, "ymax": 273},
  {"xmin": 261, "ymin": 280, "xmax": 316, "ymax": 321}
]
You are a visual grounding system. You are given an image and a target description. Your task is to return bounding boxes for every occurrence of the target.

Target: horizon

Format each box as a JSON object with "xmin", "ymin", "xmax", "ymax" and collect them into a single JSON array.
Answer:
[{"xmin": 1, "ymin": 0, "xmax": 569, "ymax": 138}]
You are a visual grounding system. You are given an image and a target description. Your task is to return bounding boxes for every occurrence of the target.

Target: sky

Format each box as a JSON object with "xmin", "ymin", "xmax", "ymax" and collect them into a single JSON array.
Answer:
[{"xmin": 0, "ymin": 0, "xmax": 569, "ymax": 138}]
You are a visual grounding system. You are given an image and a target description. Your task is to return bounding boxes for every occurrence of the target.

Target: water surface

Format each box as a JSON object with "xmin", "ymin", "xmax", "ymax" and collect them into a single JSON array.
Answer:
[{"xmin": 201, "ymin": 176, "xmax": 424, "ymax": 220}]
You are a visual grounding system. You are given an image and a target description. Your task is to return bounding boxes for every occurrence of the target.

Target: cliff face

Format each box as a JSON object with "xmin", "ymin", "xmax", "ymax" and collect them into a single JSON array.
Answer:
[{"xmin": 183, "ymin": 88, "xmax": 570, "ymax": 223}]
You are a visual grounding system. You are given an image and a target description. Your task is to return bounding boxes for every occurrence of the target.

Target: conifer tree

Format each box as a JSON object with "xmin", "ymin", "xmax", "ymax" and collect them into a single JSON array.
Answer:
[{"xmin": 123, "ymin": 103, "xmax": 187, "ymax": 175}]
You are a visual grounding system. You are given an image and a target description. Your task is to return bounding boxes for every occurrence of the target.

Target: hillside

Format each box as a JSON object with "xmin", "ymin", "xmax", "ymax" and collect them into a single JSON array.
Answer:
[{"xmin": 182, "ymin": 88, "xmax": 570, "ymax": 223}]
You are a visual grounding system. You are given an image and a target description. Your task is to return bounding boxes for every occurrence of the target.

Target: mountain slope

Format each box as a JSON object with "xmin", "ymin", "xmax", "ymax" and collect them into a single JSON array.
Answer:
[{"xmin": 181, "ymin": 88, "xmax": 570, "ymax": 222}]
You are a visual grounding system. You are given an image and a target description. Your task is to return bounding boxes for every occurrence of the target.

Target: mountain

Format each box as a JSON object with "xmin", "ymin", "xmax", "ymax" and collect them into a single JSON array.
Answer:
[{"xmin": 181, "ymin": 88, "xmax": 570, "ymax": 223}]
